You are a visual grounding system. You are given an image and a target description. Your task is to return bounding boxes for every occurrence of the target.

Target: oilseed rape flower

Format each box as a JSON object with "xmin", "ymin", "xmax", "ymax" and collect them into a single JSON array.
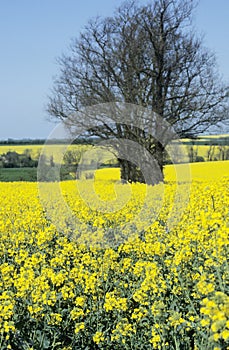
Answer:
[
  {"xmin": 104, "ymin": 291, "xmax": 128, "ymax": 312},
  {"xmin": 0, "ymin": 161, "xmax": 228, "ymax": 348},
  {"xmin": 93, "ymin": 331, "xmax": 105, "ymax": 344},
  {"xmin": 74, "ymin": 322, "xmax": 85, "ymax": 334}
]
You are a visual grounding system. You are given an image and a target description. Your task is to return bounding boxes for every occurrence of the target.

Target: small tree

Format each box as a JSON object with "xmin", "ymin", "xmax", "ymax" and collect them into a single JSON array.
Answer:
[
  {"xmin": 47, "ymin": 0, "xmax": 228, "ymax": 185},
  {"xmin": 2, "ymin": 151, "xmax": 20, "ymax": 168},
  {"xmin": 188, "ymin": 145, "xmax": 198, "ymax": 163},
  {"xmin": 63, "ymin": 150, "xmax": 82, "ymax": 166},
  {"xmin": 207, "ymin": 145, "xmax": 216, "ymax": 161},
  {"xmin": 50, "ymin": 155, "xmax": 55, "ymax": 167}
]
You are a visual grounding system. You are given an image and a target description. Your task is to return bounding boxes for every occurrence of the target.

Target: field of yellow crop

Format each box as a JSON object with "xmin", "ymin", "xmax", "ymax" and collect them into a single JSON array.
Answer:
[
  {"xmin": 0, "ymin": 144, "xmax": 44, "ymax": 157},
  {"xmin": 0, "ymin": 162, "xmax": 229, "ymax": 349},
  {"xmin": 0, "ymin": 144, "xmax": 91, "ymax": 160},
  {"xmin": 1, "ymin": 136, "xmax": 229, "ymax": 163}
]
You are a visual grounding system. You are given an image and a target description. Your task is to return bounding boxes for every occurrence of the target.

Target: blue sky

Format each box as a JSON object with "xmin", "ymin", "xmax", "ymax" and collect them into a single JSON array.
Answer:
[{"xmin": 0, "ymin": 0, "xmax": 228, "ymax": 140}]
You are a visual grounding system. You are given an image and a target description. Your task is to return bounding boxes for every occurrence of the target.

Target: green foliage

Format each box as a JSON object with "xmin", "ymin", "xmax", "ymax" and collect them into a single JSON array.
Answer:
[
  {"xmin": 195, "ymin": 156, "xmax": 205, "ymax": 162},
  {"xmin": 0, "ymin": 150, "xmax": 38, "ymax": 168},
  {"xmin": 0, "ymin": 168, "xmax": 37, "ymax": 181}
]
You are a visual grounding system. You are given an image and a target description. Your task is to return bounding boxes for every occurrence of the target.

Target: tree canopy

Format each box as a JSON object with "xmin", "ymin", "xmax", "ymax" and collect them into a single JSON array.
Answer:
[{"xmin": 47, "ymin": 0, "xmax": 228, "ymax": 184}]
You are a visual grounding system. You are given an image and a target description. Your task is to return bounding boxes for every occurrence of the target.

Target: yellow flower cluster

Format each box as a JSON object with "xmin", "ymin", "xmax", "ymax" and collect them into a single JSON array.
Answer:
[
  {"xmin": 104, "ymin": 291, "xmax": 128, "ymax": 312},
  {"xmin": 200, "ymin": 292, "xmax": 229, "ymax": 342},
  {"xmin": 0, "ymin": 161, "xmax": 228, "ymax": 349}
]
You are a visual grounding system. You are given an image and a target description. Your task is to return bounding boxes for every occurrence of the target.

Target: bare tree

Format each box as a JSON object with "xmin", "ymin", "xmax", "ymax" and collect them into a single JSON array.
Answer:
[
  {"xmin": 188, "ymin": 145, "xmax": 198, "ymax": 163},
  {"xmin": 47, "ymin": 0, "xmax": 228, "ymax": 185},
  {"xmin": 207, "ymin": 144, "xmax": 215, "ymax": 161}
]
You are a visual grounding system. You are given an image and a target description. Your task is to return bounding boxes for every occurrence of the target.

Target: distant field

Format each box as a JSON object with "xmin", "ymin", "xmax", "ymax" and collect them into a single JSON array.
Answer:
[
  {"xmin": 0, "ymin": 135, "xmax": 228, "ymax": 178},
  {"xmin": 0, "ymin": 144, "xmax": 90, "ymax": 159},
  {"xmin": 0, "ymin": 144, "xmax": 44, "ymax": 158},
  {"xmin": 94, "ymin": 160, "xmax": 229, "ymax": 182},
  {"xmin": 0, "ymin": 167, "xmax": 37, "ymax": 182},
  {"xmin": 1, "ymin": 160, "xmax": 228, "ymax": 183},
  {"xmin": 201, "ymin": 133, "xmax": 229, "ymax": 138},
  {"xmin": 164, "ymin": 160, "xmax": 229, "ymax": 182}
]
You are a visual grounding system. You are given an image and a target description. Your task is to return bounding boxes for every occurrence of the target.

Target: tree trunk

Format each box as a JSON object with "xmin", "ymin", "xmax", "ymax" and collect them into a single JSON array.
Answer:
[{"xmin": 118, "ymin": 146, "xmax": 164, "ymax": 186}]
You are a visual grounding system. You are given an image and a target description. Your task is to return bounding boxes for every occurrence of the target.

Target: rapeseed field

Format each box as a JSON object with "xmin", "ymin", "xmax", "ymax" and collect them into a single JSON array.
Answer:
[{"xmin": 0, "ymin": 162, "xmax": 228, "ymax": 349}]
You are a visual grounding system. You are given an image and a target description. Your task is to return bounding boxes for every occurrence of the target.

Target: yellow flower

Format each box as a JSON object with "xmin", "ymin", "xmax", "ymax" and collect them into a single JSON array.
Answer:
[
  {"xmin": 74, "ymin": 322, "xmax": 85, "ymax": 334},
  {"xmin": 150, "ymin": 329, "xmax": 161, "ymax": 347},
  {"xmin": 93, "ymin": 331, "xmax": 105, "ymax": 344},
  {"xmin": 213, "ymin": 332, "xmax": 220, "ymax": 341},
  {"xmin": 70, "ymin": 308, "xmax": 84, "ymax": 320},
  {"xmin": 221, "ymin": 329, "xmax": 229, "ymax": 341},
  {"xmin": 75, "ymin": 296, "xmax": 85, "ymax": 307},
  {"xmin": 104, "ymin": 292, "xmax": 127, "ymax": 312},
  {"xmin": 200, "ymin": 319, "xmax": 210, "ymax": 327}
]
